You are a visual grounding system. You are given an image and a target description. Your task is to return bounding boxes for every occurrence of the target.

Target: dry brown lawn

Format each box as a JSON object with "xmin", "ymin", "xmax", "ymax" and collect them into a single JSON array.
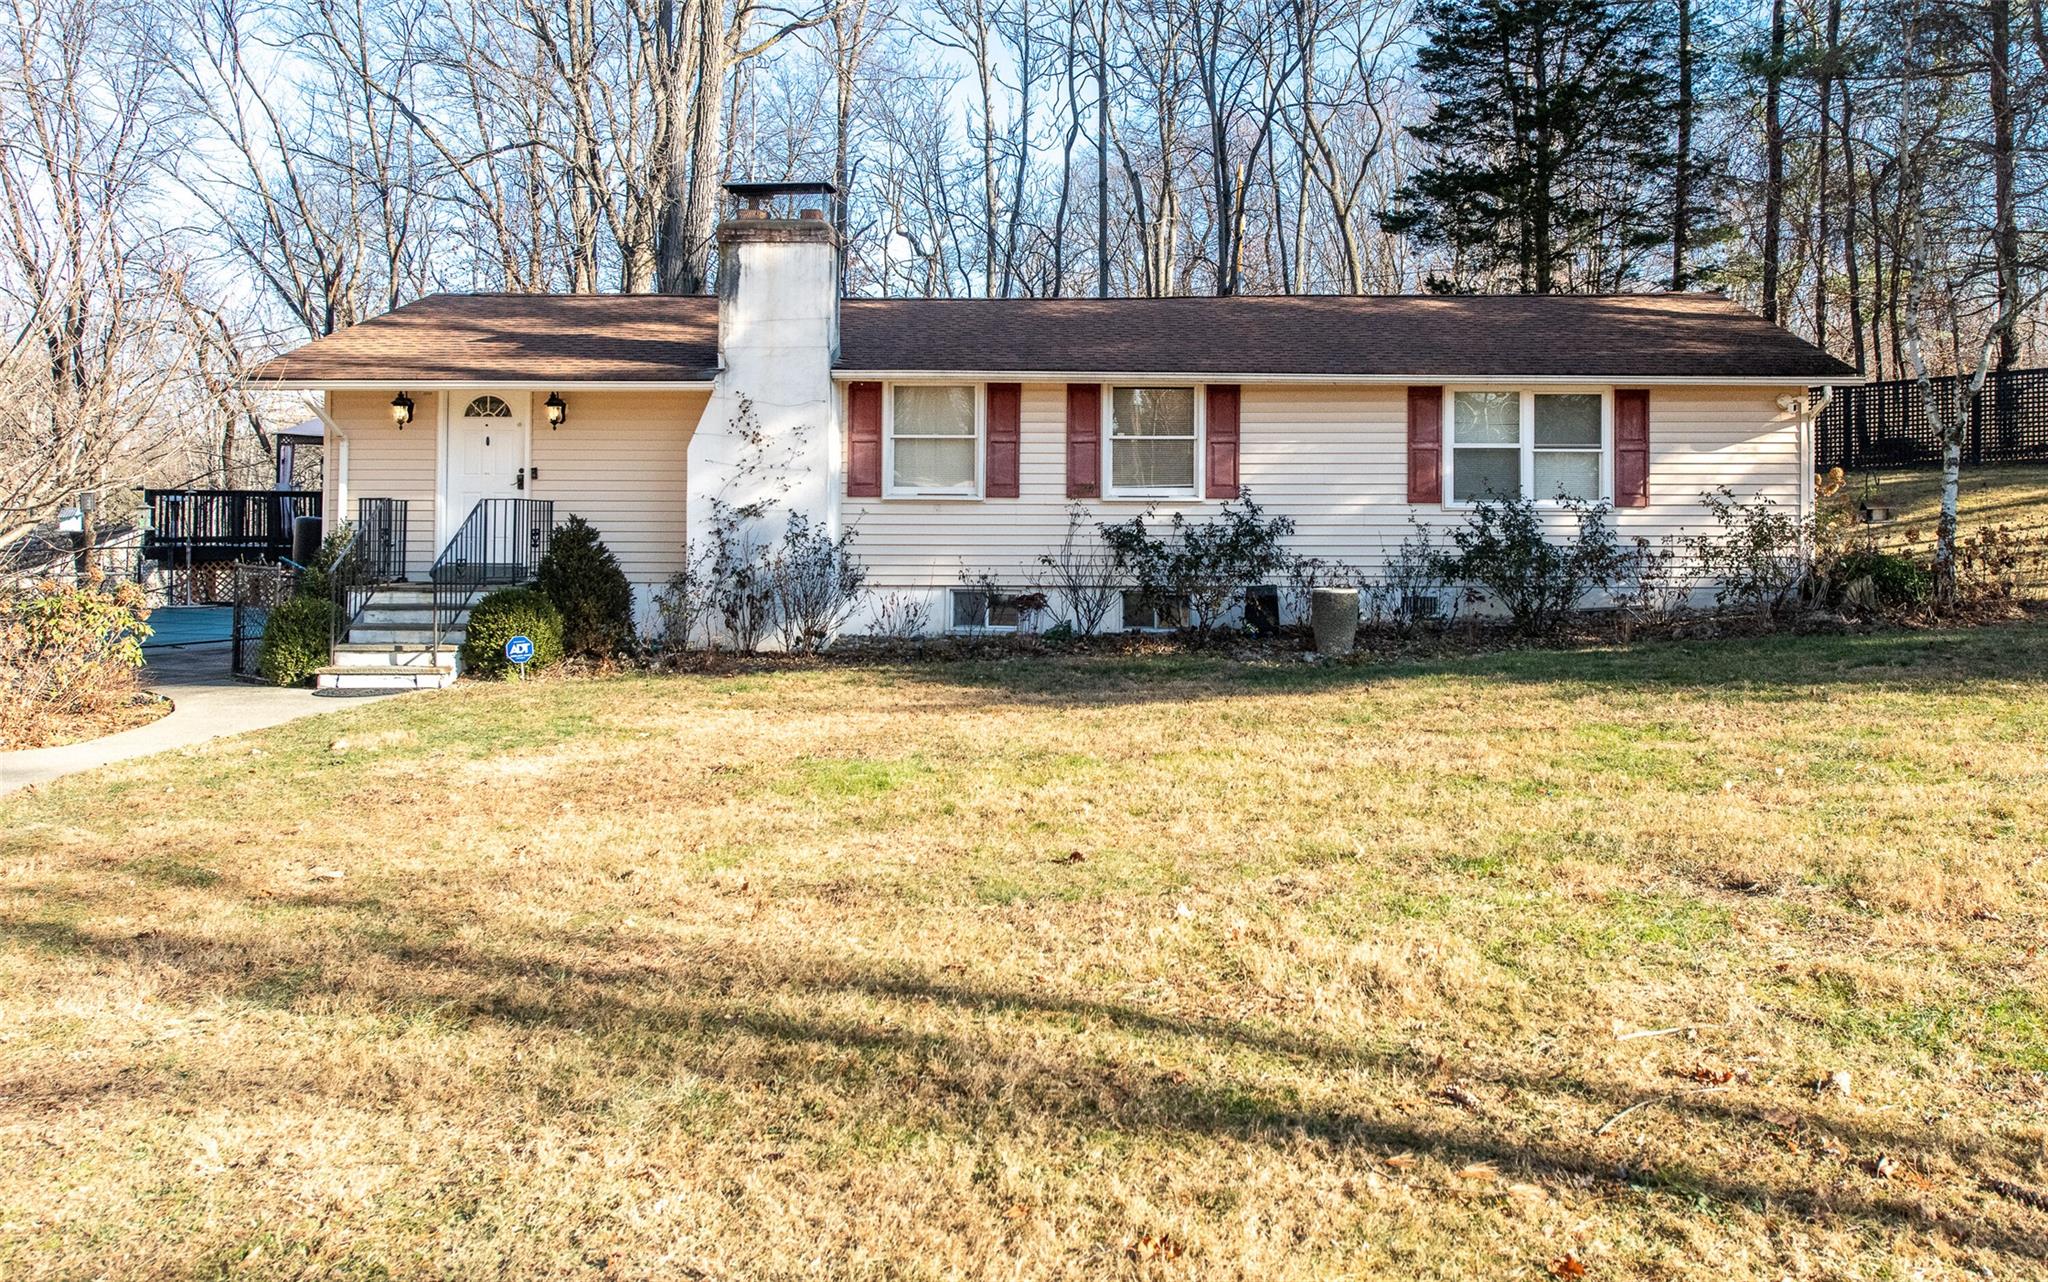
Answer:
[{"xmin": 4, "ymin": 625, "xmax": 2047, "ymax": 1279}]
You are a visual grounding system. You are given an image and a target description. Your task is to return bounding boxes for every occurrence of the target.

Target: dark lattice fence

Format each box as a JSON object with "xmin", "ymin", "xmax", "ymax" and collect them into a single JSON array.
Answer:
[{"xmin": 1817, "ymin": 367, "xmax": 2048, "ymax": 472}]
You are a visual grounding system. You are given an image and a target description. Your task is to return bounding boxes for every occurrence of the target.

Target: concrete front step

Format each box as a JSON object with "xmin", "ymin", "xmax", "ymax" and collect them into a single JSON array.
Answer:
[
  {"xmin": 332, "ymin": 643, "xmax": 463, "ymax": 669},
  {"xmin": 347, "ymin": 625, "xmax": 467, "ymax": 646},
  {"xmin": 315, "ymin": 665, "xmax": 459, "ymax": 691}
]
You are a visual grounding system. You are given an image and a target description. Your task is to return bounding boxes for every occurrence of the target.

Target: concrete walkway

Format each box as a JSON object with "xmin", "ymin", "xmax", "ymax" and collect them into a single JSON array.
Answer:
[{"xmin": 1, "ymin": 643, "xmax": 396, "ymax": 797}]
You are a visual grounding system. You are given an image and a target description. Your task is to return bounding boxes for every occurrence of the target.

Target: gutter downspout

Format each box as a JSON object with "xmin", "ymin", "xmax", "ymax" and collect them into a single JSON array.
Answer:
[
  {"xmin": 1804, "ymin": 385, "xmax": 1835, "ymax": 522},
  {"xmin": 306, "ymin": 393, "xmax": 350, "ymax": 531}
]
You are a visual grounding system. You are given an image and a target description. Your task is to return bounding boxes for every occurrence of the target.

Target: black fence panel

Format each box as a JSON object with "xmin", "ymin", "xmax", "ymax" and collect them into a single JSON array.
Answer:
[
  {"xmin": 1817, "ymin": 367, "xmax": 2048, "ymax": 472},
  {"xmin": 230, "ymin": 562, "xmax": 294, "ymax": 680}
]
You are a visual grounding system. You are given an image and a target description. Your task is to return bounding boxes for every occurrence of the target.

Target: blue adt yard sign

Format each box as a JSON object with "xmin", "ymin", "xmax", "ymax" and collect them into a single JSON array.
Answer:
[{"xmin": 505, "ymin": 634, "xmax": 535, "ymax": 676}]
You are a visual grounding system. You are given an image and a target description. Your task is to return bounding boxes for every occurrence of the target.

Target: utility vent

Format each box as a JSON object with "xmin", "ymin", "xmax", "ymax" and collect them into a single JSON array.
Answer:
[{"xmin": 1403, "ymin": 593, "xmax": 1442, "ymax": 621}]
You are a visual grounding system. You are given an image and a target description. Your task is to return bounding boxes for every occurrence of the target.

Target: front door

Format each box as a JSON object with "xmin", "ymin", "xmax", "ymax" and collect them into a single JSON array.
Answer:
[{"xmin": 446, "ymin": 391, "xmax": 528, "ymax": 542}]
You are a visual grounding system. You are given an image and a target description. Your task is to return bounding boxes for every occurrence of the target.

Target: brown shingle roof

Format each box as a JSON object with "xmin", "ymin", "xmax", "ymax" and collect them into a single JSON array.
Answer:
[
  {"xmin": 253, "ymin": 291, "xmax": 1858, "ymax": 385},
  {"xmin": 251, "ymin": 294, "xmax": 722, "ymax": 384}
]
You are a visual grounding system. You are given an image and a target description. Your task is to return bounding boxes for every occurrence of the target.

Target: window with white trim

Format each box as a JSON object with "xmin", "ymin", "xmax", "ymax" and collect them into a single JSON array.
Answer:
[
  {"xmin": 1107, "ymin": 386, "xmax": 1198, "ymax": 495},
  {"xmin": 1120, "ymin": 589, "xmax": 1188, "ymax": 631},
  {"xmin": 950, "ymin": 588, "xmax": 1018, "ymax": 632},
  {"xmin": 1449, "ymin": 390, "xmax": 1609, "ymax": 503},
  {"xmin": 888, "ymin": 384, "xmax": 980, "ymax": 496}
]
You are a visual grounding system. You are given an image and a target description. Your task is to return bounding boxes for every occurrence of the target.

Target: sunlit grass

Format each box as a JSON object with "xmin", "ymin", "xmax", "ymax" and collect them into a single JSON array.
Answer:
[{"xmin": 3, "ymin": 623, "xmax": 2046, "ymax": 1279}]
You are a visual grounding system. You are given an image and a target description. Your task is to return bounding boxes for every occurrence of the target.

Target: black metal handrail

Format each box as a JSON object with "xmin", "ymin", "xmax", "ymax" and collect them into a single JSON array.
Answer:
[
  {"xmin": 430, "ymin": 498, "xmax": 555, "ymax": 651},
  {"xmin": 143, "ymin": 489, "xmax": 322, "ymax": 564},
  {"xmin": 327, "ymin": 499, "xmax": 413, "ymax": 660}
]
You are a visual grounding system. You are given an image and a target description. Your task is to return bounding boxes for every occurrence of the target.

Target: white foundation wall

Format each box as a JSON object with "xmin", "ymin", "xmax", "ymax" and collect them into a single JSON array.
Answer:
[{"xmin": 841, "ymin": 382, "xmax": 1809, "ymax": 629}]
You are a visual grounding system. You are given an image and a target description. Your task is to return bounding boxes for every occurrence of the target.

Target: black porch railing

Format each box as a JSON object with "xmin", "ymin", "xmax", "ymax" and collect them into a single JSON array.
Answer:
[
  {"xmin": 354, "ymin": 497, "xmax": 409, "ymax": 582},
  {"xmin": 430, "ymin": 498, "xmax": 554, "ymax": 651},
  {"xmin": 327, "ymin": 499, "xmax": 413, "ymax": 659},
  {"xmin": 143, "ymin": 489, "xmax": 322, "ymax": 564}
]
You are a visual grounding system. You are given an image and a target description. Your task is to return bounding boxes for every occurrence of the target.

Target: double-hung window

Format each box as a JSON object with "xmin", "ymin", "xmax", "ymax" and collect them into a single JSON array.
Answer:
[
  {"xmin": 1449, "ymin": 389, "xmax": 1609, "ymax": 503},
  {"xmin": 888, "ymin": 384, "xmax": 980, "ymax": 497},
  {"xmin": 1107, "ymin": 386, "xmax": 1199, "ymax": 497}
]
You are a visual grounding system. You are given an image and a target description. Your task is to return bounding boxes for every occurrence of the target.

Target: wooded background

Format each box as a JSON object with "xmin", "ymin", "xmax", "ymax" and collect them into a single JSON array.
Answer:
[{"xmin": 1, "ymin": 0, "xmax": 2043, "ymax": 545}]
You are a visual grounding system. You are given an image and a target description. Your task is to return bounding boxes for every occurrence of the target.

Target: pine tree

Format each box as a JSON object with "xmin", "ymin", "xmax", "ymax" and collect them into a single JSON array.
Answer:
[{"xmin": 1384, "ymin": 0, "xmax": 1675, "ymax": 294}]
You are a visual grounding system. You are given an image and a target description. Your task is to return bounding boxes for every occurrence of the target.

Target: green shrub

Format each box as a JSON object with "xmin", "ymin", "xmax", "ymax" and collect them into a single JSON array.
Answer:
[
  {"xmin": 1433, "ymin": 493, "xmax": 1621, "ymax": 635},
  {"xmin": 461, "ymin": 587, "xmax": 564, "ymax": 678},
  {"xmin": 537, "ymin": 515, "xmax": 634, "ymax": 658},
  {"xmin": 293, "ymin": 526, "xmax": 356, "ymax": 602},
  {"xmin": 1830, "ymin": 549, "xmax": 1930, "ymax": 612},
  {"xmin": 258, "ymin": 594, "xmax": 336, "ymax": 687}
]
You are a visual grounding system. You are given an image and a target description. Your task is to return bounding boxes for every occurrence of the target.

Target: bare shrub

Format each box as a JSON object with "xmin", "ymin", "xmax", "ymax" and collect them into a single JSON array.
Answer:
[
  {"xmin": 1036, "ymin": 506, "xmax": 1119, "ymax": 637},
  {"xmin": 865, "ymin": 593, "xmax": 932, "ymax": 639},
  {"xmin": 771, "ymin": 513, "xmax": 868, "ymax": 653},
  {"xmin": 0, "ymin": 577, "xmax": 152, "ymax": 748}
]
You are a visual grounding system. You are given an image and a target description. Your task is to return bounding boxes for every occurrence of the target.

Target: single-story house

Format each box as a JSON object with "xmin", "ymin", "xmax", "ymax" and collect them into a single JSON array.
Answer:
[{"xmin": 253, "ymin": 182, "xmax": 1859, "ymax": 686}]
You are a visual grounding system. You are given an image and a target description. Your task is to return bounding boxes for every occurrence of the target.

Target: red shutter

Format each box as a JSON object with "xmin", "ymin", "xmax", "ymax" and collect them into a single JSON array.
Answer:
[
  {"xmin": 1205, "ymin": 384, "xmax": 1241, "ymax": 500},
  {"xmin": 847, "ymin": 381, "xmax": 882, "ymax": 497},
  {"xmin": 985, "ymin": 382, "xmax": 1021, "ymax": 498},
  {"xmin": 1406, "ymin": 386, "xmax": 1443, "ymax": 504},
  {"xmin": 1065, "ymin": 383, "xmax": 1101, "ymax": 498},
  {"xmin": 1615, "ymin": 388, "xmax": 1650, "ymax": 508}
]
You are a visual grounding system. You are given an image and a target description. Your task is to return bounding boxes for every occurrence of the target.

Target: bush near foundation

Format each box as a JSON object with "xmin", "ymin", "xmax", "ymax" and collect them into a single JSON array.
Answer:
[{"xmin": 461, "ymin": 587, "xmax": 564, "ymax": 678}]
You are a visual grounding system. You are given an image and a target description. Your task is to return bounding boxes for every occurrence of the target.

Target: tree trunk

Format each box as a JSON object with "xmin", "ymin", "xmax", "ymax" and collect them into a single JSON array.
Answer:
[
  {"xmin": 678, "ymin": 13, "xmax": 729, "ymax": 295},
  {"xmin": 1671, "ymin": 0, "xmax": 1693, "ymax": 291},
  {"xmin": 1833, "ymin": 0, "xmax": 1866, "ymax": 374},
  {"xmin": 1762, "ymin": 0, "xmax": 1785, "ymax": 323},
  {"xmin": 1096, "ymin": 1, "xmax": 1109, "ymax": 297},
  {"xmin": 1989, "ymin": 0, "xmax": 2020, "ymax": 369}
]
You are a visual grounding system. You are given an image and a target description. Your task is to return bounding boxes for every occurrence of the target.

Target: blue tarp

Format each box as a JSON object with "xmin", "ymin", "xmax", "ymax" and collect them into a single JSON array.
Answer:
[{"xmin": 143, "ymin": 606, "xmax": 233, "ymax": 648}]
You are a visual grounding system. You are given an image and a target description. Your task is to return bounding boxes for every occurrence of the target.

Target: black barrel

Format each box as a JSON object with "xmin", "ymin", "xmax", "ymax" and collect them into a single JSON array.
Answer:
[{"xmin": 291, "ymin": 514, "xmax": 323, "ymax": 566}]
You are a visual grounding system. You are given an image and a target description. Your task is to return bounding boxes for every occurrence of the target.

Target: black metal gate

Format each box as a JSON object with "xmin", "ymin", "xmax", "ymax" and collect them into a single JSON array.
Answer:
[{"xmin": 229, "ymin": 561, "xmax": 294, "ymax": 680}]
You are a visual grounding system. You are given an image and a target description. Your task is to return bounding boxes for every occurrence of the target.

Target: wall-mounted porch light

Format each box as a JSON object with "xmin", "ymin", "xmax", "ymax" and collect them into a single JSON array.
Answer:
[
  {"xmin": 390, "ymin": 391, "xmax": 415, "ymax": 429},
  {"xmin": 544, "ymin": 391, "xmax": 567, "ymax": 429}
]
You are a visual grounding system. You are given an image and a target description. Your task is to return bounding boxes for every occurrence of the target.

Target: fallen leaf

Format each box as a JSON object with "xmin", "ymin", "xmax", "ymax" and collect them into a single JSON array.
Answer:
[
  {"xmin": 1866, "ymin": 1153, "xmax": 1898, "ymax": 1180},
  {"xmin": 1383, "ymin": 1153, "xmax": 1417, "ymax": 1171},
  {"xmin": 1506, "ymin": 1182, "xmax": 1549, "ymax": 1201},
  {"xmin": 1456, "ymin": 1161, "xmax": 1499, "ymax": 1182},
  {"xmin": 1813, "ymin": 1069, "xmax": 1852, "ymax": 1098},
  {"xmin": 1004, "ymin": 1202, "xmax": 1029, "ymax": 1220},
  {"xmin": 1123, "ymin": 1232, "xmax": 1184, "ymax": 1262},
  {"xmin": 1548, "ymin": 1252, "xmax": 1589, "ymax": 1278},
  {"xmin": 307, "ymin": 867, "xmax": 345, "ymax": 881},
  {"xmin": 1439, "ymin": 1083, "xmax": 1483, "ymax": 1111},
  {"xmin": 1054, "ymin": 850, "xmax": 1086, "ymax": 865}
]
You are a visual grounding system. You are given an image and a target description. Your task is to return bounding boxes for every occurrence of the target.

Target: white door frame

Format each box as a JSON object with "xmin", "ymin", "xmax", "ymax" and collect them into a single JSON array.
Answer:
[{"xmin": 436, "ymin": 389, "xmax": 533, "ymax": 550}]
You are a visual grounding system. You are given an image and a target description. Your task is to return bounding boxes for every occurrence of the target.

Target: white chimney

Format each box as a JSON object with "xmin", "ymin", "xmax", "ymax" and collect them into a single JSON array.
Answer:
[{"xmin": 687, "ymin": 184, "xmax": 841, "ymax": 628}]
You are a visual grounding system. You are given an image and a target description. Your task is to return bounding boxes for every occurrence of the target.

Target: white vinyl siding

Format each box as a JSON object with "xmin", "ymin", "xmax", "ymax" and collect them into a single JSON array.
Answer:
[
  {"xmin": 842, "ymin": 382, "xmax": 1806, "ymax": 591},
  {"xmin": 335, "ymin": 388, "xmax": 708, "ymax": 584}
]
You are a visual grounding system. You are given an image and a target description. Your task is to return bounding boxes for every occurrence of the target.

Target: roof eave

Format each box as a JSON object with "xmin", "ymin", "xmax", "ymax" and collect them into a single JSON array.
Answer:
[
  {"xmin": 245, "ymin": 376, "xmax": 720, "ymax": 391},
  {"xmin": 829, "ymin": 369, "xmax": 1867, "ymax": 385}
]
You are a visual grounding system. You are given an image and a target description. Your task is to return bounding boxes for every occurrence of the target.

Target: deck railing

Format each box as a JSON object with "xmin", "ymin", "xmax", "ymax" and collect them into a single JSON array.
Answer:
[{"xmin": 143, "ymin": 489, "xmax": 322, "ymax": 564}]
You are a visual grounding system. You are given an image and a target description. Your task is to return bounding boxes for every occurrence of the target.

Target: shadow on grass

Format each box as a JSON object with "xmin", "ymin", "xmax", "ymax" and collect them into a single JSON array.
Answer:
[
  {"xmin": 866, "ymin": 618, "xmax": 2048, "ymax": 708},
  {"xmin": 5, "ymin": 885, "xmax": 2044, "ymax": 1265}
]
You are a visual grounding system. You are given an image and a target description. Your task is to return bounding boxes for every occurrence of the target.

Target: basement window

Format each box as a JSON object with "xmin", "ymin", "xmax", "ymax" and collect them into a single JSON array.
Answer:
[
  {"xmin": 1120, "ymin": 590, "xmax": 1188, "ymax": 632},
  {"xmin": 950, "ymin": 588, "xmax": 1019, "ymax": 633}
]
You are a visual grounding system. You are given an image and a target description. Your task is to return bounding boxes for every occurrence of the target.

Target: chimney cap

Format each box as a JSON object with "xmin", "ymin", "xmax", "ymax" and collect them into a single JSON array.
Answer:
[{"xmin": 724, "ymin": 179, "xmax": 836, "ymax": 207}]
